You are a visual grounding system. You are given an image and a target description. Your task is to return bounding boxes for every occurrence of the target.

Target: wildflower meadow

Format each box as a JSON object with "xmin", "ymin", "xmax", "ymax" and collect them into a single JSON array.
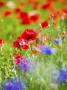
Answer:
[{"xmin": 0, "ymin": 0, "xmax": 67, "ymax": 90}]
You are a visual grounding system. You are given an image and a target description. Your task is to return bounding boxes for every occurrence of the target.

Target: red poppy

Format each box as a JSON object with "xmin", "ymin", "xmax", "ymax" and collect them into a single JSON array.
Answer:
[
  {"xmin": 3, "ymin": 10, "xmax": 12, "ymax": 16},
  {"xmin": 16, "ymin": 10, "xmax": 36, "ymax": 25},
  {"xmin": 15, "ymin": 8, "xmax": 21, "ymax": 14},
  {"xmin": 19, "ymin": 11, "xmax": 31, "ymax": 25},
  {"xmin": 20, "ymin": 11, "xmax": 29, "ymax": 18},
  {"xmin": 13, "ymin": 40, "xmax": 19, "ymax": 49},
  {"xmin": 30, "ymin": 13, "xmax": 40, "ymax": 22},
  {"xmin": 41, "ymin": 20, "xmax": 49, "ymax": 28},
  {"xmin": 13, "ymin": 38, "xmax": 29, "ymax": 50},
  {"xmin": 19, "ymin": 29, "xmax": 37, "ymax": 41},
  {"xmin": 41, "ymin": 2, "xmax": 51, "ymax": 10},
  {"xmin": 18, "ymin": 38, "xmax": 29, "ymax": 50},
  {"xmin": 62, "ymin": 8, "xmax": 67, "ymax": 15},
  {"xmin": 14, "ymin": 53, "xmax": 22, "ymax": 64},
  {"xmin": 21, "ymin": 17, "xmax": 31, "ymax": 25},
  {"xmin": 0, "ymin": 1, "xmax": 5, "ymax": 7},
  {"xmin": 0, "ymin": 38, "xmax": 4, "ymax": 46},
  {"xmin": 14, "ymin": 53, "xmax": 22, "ymax": 60},
  {"xmin": 22, "ymin": 44, "xmax": 29, "ymax": 50}
]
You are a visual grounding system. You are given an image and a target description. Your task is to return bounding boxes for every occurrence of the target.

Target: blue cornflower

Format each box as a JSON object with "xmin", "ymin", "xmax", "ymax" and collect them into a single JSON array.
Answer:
[
  {"xmin": 58, "ymin": 68, "xmax": 67, "ymax": 83},
  {"xmin": 18, "ymin": 58, "xmax": 35, "ymax": 72},
  {"xmin": 39, "ymin": 45, "xmax": 56, "ymax": 55},
  {"xmin": 54, "ymin": 38, "xmax": 62, "ymax": 44},
  {"xmin": 3, "ymin": 78, "xmax": 26, "ymax": 90},
  {"xmin": 52, "ymin": 68, "xmax": 67, "ymax": 84}
]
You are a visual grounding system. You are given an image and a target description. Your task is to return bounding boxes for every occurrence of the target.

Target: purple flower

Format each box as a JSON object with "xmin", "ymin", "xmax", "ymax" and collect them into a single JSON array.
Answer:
[
  {"xmin": 3, "ymin": 78, "xmax": 26, "ymax": 90},
  {"xmin": 18, "ymin": 58, "xmax": 35, "ymax": 72},
  {"xmin": 58, "ymin": 68, "xmax": 67, "ymax": 83},
  {"xmin": 39, "ymin": 45, "xmax": 56, "ymax": 55},
  {"xmin": 54, "ymin": 38, "xmax": 62, "ymax": 44}
]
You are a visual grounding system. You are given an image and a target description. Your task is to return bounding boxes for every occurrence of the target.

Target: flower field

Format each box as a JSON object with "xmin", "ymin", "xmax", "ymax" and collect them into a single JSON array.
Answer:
[{"xmin": 0, "ymin": 0, "xmax": 67, "ymax": 90}]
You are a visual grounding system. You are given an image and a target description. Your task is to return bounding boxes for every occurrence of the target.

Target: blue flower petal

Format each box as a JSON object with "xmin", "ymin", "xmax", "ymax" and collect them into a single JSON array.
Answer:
[
  {"xmin": 3, "ymin": 78, "xmax": 26, "ymax": 90},
  {"xmin": 39, "ymin": 46, "xmax": 56, "ymax": 55}
]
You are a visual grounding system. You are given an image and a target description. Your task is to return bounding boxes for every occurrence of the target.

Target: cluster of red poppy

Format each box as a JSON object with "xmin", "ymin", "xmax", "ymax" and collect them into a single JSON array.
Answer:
[
  {"xmin": 1, "ymin": 0, "xmax": 67, "ymax": 23},
  {"xmin": 0, "ymin": 0, "xmax": 67, "ymax": 52},
  {"xmin": 13, "ymin": 29, "xmax": 37, "ymax": 50},
  {"xmin": 16, "ymin": 10, "xmax": 40, "ymax": 25}
]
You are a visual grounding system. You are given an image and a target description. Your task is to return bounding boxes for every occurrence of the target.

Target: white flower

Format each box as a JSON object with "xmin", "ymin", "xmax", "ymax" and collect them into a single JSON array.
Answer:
[
  {"xmin": 6, "ymin": 1, "xmax": 16, "ymax": 9},
  {"xmin": 29, "ymin": 10, "xmax": 37, "ymax": 16}
]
